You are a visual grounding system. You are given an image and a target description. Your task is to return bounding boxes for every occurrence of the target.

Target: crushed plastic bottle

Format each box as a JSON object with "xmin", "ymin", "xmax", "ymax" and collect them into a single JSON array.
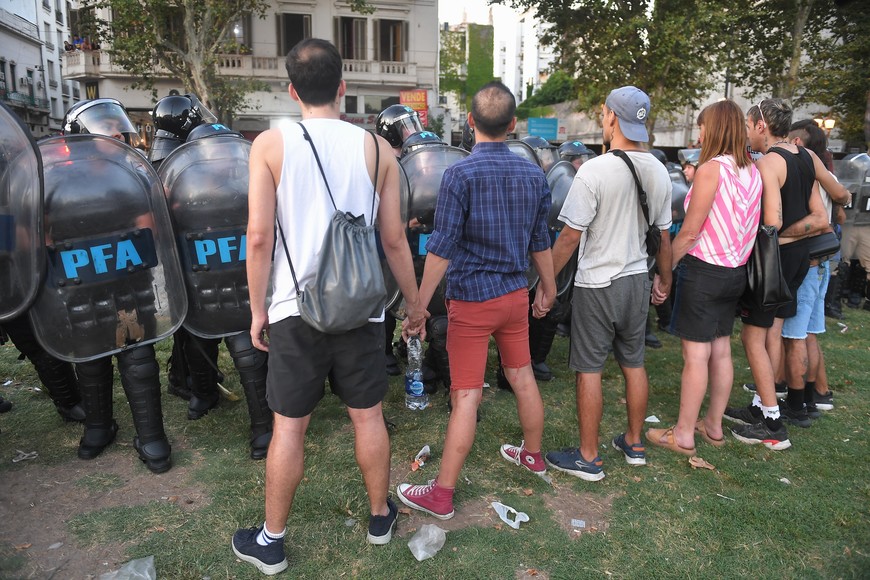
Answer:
[{"xmin": 405, "ymin": 335, "xmax": 429, "ymax": 410}]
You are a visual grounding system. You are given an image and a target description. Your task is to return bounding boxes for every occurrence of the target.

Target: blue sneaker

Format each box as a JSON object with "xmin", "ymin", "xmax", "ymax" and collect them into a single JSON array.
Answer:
[
  {"xmin": 545, "ymin": 448, "xmax": 605, "ymax": 481},
  {"xmin": 367, "ymin": 498, "xmax": 398, "ymax": 545},
  {"xmin": 612, "ymin": 433, "xmax": 646, "ymax": 465},
  {"xmin": 232, "ymin": 525, "xmax": 288, "ymax": 575}
]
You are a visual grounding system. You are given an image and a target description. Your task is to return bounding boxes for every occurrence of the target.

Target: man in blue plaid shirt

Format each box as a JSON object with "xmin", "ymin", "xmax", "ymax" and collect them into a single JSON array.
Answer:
[{"xmin": 398, "ymin": 81, "xmax": 556, "ymax": 520}]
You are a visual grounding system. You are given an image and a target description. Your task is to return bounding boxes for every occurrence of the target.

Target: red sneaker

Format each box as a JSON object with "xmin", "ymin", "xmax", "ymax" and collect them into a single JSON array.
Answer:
[
  {"xmin": 500, "ymin": 441, "xmax": 547, "ymax": 475},
  {"xmin": 396, "ymin": 480, "xmax": 455, "ymax": 520}
]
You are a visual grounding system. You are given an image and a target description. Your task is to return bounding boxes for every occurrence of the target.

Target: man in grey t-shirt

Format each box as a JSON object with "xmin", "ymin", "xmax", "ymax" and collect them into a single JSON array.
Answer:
[{"xmin": 544, "ymin": 86, "xmax": 672, "ymax": 481}]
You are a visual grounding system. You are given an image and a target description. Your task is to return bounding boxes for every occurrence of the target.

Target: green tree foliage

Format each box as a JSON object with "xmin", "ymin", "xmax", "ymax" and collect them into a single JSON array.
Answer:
[
  {"xmin": 465, "ymin": 24, "xmax": 495, "ymax": 110},
  {"xmin": 440, "ymin": 27, "xmax": 466, "ymax": 101},
  {"xmin": 516, "ymin": 70, "xmax": 577, "ymax": 119},
  {"xmin": 498, "ymin": 0, "xmax": 731, "ymax": 143}
]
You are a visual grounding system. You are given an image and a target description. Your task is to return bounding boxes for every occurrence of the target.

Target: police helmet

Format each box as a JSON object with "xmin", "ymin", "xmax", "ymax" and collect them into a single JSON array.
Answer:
[
  {"xmin": 63, "ymin": 98, "xmax": 142, "ymax": 148},
  {"xmin": 376, "ymin": 104, "xmax": 424, "ymax": 149},
  {"xmin": 558, "ymin": 140, "xmax": 593, "ymax": 160},
  {"xmin": 460, "ymin": 118, "xmax": 475, "ymax": 152},
  {"xmin": 522, "ymin": 135, "xmax": 559, "ymax": 170},
  {"xmin": 186, "ymin": 123, "xmax": 243, "ymax": 141},
  {"xmin": 678, "ymin": 148, "xmax": 700, "ymax": 167},
  {"xmin": 650, "ymin": 148, "xmax": 668, "ymax": 166},
  {"xmin": 401, "ymin": 131, "xmax": 442, "ymax": 156},
  {"xmin": 152, "ymin": 93, "xmax": 218, "ymax": 140}
]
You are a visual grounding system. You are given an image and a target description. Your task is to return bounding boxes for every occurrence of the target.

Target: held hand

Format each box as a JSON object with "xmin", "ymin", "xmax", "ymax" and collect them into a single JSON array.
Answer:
[
  {"xmin": 651, "ymin": 274, "xmax": 670, "ymax": 305},
  {"xmin": 250, "ymin": 315, "xmax": 270, "ymax": 352},
  {"xmin": 532, "ymin": 285, "xmax": 555, "ymax": 319},
  {"xmin": 401, "ymin": 312, "xmax": 428, "ymax": 342}
]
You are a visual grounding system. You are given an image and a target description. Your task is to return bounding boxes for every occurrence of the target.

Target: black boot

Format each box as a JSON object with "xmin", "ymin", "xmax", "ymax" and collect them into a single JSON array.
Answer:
[
  {"xmin": 118, "ymin": 345, "xmax": 171, "ymax": 474},
  {"xmin": 166, "ymin": 330, "xmax": 192, "ymax": 400},
  {"xmin": 825, "ymin": 272, "xmax": 844, "ymax": 319},
  {"xmin": 75, "ymin": 357, "xmax": 118, "ymax": 460},
  {"xmin": 846, "ymin": 261, "xmax": 866, "ymax": 309},
  {"xmin": 645, "ymin": 317, "xmax": 662, "ymax": 349},
  {"xmin": 227, "ymin": 333, "xmax": 273, "ymax": 460},
  {"xmin": 184, "ymin": 336, "xmax": 221, "ymax": 420},
  {"xmin": 529, "ymin": 309, "xmax": 559, "ymax": 382}
]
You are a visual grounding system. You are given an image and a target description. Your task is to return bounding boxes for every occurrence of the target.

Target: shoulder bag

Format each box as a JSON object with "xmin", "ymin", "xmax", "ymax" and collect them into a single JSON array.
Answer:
[
  {"xmin": 746, "ymin": 224, "xmax": 793, "ymax": 310},
  {"xmin": 275, "ymin": 123, "xmax": 387, "ymax": 334},
  {"xmin": 612, "ymin": 149, "xmax": 662, "ymax": 257}
]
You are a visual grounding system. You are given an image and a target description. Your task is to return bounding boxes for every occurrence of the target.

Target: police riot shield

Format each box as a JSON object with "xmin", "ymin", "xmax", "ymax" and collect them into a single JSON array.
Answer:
[
  {"xmin": 30, "ymin": 135, "xmax": 187, "ymax": 362},
  {"xmin": 507, "ymin": 140, "xmax": 542, "ymax": 167},
  {"xmin": 835, "ymin": 153, "xmax": 870, "ymax": 226},
  {"xmin": 379, "ymin": 162, "xmax": 410, "ymax": 313},
  {"xmin": 527, "ymin": 161, "xmax": 577, "ymax": 297},
  {"xmin": 158, "ymin": 135, "xmax": 252, "ymax": 339},
  {"xmin": 0, "ymin": 101, "xmax": 44, "ymax": 322},
  {"xmin": 394, "ymin": 143, "xmax": 469, "ymax": 317}
]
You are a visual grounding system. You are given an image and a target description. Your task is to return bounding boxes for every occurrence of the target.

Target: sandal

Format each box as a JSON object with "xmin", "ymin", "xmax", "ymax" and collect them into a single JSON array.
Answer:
[
  {"xmin": 695, "ymin": 419, "xmax": 726, "ymax": 447},
  {"xmin": 645, "ymin": 427, "xmax": 696, "ymax": 456}
]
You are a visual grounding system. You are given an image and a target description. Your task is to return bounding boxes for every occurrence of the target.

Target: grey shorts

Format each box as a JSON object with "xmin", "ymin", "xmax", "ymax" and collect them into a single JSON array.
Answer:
[
  {"xmin": 570, "ymin": 273, "xmax": 651, "ymax": 373},
  {"xmin": 265, "ymin": 316, "xmax": 388, "ymax": 418}
]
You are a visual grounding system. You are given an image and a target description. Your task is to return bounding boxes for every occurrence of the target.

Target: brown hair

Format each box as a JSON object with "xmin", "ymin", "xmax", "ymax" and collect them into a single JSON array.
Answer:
[{"xmin": 698, "ymin": 100, "xmax": 752, "ymax": 169}]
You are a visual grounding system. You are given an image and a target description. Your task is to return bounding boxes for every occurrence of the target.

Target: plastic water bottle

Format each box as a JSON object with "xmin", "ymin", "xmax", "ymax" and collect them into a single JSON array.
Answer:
[{"xmin": 405, "ymin": 335, "xmax": 428, "ymax": 410}]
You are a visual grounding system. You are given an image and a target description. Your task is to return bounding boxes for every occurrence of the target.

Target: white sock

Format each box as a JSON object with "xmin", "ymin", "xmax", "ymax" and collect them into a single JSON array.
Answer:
[
  {"xmin": 256, "ymin": 523, "xmax": 286, "ymax": 546},
  {"xmin": 752, "ymin": 394, "xmax": 762, "ymax": 409},
  {"xmin": 761, "ymin": 404, "xmax": 780, "ymax": 420}
]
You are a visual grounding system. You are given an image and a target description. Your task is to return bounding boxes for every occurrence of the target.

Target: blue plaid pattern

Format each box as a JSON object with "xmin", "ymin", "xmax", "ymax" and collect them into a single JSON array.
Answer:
[{"xmin": 425, "ymin": 142, "xmax": 551, "ymax": 302}]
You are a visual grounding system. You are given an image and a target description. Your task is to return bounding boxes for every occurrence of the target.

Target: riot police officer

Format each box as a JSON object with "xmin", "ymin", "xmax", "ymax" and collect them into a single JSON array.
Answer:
[
  {"xmin": 32, "ymin": 98, "xmax": 180, "ymax": 473},
  {"xmin": 558, "ymin": 140, "xmax": 595, "ymax": 169},
  {"xmin": 157, "ymin": 117, "xmax": 273, "ymax": 459}
]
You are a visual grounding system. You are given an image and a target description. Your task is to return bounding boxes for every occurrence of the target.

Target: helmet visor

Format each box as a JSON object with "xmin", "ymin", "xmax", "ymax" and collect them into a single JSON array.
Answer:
[
  {"xmin": 74, "ymin": 102, "xmax": 142, "ymax": 148},
  {"xmin": 395, "ymin": 114, "xmax": 424, "ymax": 145}
]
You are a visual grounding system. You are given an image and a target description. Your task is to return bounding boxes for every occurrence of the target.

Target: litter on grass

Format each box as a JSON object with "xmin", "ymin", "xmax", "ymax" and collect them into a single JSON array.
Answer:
[
  {"xmin": 645, "ymin": 415, "xmax": 661, "ymax": 423},
  {"xmin": 571, "ymin": 519, "xmax": 586, "ymax": 529},
  {"xmin": 491, "ymin": 501, "xmax": 529, "ymax": 529},
  {"xmin": 12, "ymin": 450, "xmax": 38, "ymax": 463},
  {"xmin": 412, "ymin": 445, "xmax": 430, "ymax": 471},
  {"xmin": 99, "ymin": 555, "xmax": 156, "ymax": 580},
  {"xmin": 408, "ymin": 524, "xmax": 446, "ymax": 561},
  {"xmin": 779, "ymin": 478, "xmax": 792, "ymax": 485}
]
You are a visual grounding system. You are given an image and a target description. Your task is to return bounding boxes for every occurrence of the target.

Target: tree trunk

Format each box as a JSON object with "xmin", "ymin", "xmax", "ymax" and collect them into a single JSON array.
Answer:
[{"xmin": 780, "ymin": 0, "xmax": 815, "ymax": 100}]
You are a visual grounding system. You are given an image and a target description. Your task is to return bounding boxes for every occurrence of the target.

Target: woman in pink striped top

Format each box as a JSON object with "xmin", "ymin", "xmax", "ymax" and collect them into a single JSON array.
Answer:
[{"xmin": 647, "ymin": 100, "xmax": 762, "ymax": 455}]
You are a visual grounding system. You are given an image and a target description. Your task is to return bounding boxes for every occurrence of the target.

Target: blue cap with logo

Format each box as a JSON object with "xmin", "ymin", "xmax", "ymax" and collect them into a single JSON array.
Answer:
[{"xmin": 605, "ymin": 86, "xmax": 650, "ymax": 143}]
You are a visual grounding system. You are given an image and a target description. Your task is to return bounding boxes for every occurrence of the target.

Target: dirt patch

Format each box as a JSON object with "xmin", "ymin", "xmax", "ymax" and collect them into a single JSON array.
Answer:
[
  {"xmin": 543, "ymin": 484, "xmax": 620, "ymax": 537},
  {"xmin": 516, "ymin": 568, "xmax": 550, "ymax": 579},
  {"xmin": 0, "ymin": 440, "xmax": 206, "ymax": 579}
]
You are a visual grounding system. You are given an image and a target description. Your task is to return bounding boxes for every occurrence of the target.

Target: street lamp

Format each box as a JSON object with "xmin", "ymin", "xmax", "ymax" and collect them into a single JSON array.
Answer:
[{"xmin": 814, "ymin": 117, "xmax": 836, "ymax": 135}]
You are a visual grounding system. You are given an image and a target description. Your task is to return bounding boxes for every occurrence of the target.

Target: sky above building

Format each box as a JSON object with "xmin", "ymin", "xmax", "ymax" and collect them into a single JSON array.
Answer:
[{"xmin": 438, "ymin": 0, "xmax": 518, "ymax": 26}]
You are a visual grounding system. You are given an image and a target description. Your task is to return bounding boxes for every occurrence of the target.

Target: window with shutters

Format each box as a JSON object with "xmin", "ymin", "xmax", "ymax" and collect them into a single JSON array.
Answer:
[
  {"xmin": 375, "ymin": 20, "xmax": 407, "ymax": 62},
  {"xmin": 335, "ymin": 17, "xmax": 366, "ymax": 61},
  {"xmin": 277, "ymin": 13, "xmax": 311, "ymax": 57}
]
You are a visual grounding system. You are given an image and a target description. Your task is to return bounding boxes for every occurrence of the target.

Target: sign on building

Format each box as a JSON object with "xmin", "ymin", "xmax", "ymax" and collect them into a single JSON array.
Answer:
[
  {"xmin": 400, "ymin": 89, "xmax": 428, "ymax": 126},
  {"xmin": 528, "ymin": 117, "xmax": 558, "ymax": 141}
]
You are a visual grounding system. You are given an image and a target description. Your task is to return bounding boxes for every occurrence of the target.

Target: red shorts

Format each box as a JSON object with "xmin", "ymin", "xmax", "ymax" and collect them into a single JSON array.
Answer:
[{"xmin": 446, "ymin": 288, "xmax": 531, "ymax": 390}]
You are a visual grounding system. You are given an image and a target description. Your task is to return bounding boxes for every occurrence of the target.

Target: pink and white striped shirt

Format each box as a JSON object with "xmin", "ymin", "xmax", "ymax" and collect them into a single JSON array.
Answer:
[{"xmin": 685, "ymin": 154, "xmax": 762, "ymax": 268}]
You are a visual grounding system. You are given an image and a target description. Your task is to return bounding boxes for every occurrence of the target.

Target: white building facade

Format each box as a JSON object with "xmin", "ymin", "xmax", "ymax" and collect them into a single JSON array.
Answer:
[
  {"xmin": 62, "ymin": 0, "xmax": 439, "ymax": 142},
  {"xmin": 0, "ymin": 0, "xmax": 81, "ymax": 138}
]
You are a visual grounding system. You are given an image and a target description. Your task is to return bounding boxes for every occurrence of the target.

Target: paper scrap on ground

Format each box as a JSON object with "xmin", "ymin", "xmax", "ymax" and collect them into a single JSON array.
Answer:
[
  {"xmin": 689, "ymin": 456, "xmax": 715, "ymax": 470},
  {"xmin": 412, "ymin": 445, "xmax": 430, "ymax": 471},
  {"xmin": 491, "ymin": 501, "xmax": 529, "ymax": 530},
  {"xmin": 571, "ymin": 519, "xmax": 586, "ymax": 529},
  {"xmin": 408, "ymin": 524, "xmax": 447, "ymax": 561},
  {"xmin": 779, "ymin": 478, "xmax": 791, "ymax": 485},
  {"xmin": 645, "ymin": 415, "xmax": 661, "ymax": 423}
]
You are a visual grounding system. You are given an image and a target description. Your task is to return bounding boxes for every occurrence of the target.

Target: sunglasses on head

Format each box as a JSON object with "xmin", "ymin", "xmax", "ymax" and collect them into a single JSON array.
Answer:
[{"xmin": 756, "ymin": 99, "xmax": 767, "ymax": 128}]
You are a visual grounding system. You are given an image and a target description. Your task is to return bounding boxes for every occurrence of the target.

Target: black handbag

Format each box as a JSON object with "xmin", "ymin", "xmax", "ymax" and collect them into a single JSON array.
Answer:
[
  {"xmin": 612, "ymin": 149, "xmax": 661, "ymax": 257},
  {"xmin": 746, "ymin": 224, "xmax": 793, "ymax": 310},
  {"xmin": 806, "ymin": 230, "xmax": 840, "ymax": 260}
]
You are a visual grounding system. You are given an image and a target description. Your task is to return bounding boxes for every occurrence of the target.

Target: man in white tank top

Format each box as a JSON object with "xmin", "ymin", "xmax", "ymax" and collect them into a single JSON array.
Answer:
[{"xmin": 232, "ymin": 39, "xmax": 426, "ymax": 575}]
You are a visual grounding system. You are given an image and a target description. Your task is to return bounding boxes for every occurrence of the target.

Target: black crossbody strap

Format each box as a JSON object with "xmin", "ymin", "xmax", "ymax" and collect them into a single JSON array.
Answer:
[{"xmin": 612, "ymin": 149, "xmax": 652, "ymax": 226}]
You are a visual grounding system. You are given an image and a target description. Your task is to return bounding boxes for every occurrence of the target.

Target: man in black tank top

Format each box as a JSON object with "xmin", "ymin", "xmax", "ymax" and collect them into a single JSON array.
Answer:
[{"xmin": 726, "ymin": 99, "xmax": 846, "ymax": 451}]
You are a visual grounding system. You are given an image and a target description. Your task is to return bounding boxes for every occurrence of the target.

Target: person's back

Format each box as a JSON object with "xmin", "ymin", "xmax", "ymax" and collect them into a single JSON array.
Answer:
[
  {"xmin": 434, "ymin": 142, "xmax": 549, "ymax": 301},
  {"xmin": 563, "ymin": 149, "xmax": 671, "ymax": 287},
  {"xmin": 270, "ymin": 119, "xmax": 378, "ymax": 322}
]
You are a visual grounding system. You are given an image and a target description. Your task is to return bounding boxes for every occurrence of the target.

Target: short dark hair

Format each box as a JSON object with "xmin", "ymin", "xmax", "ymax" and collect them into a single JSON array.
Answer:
[
  {"xmin": 747, "ymin": 98, "xmax": 793, "ymax": 138},
  {"xmin": 285, "ymin": 38, "xmax": 342, "ymax": 106},
  {"xmin": 789, "ymin": 119, "xmax": 827, "ymax": 158},
  {"xmin": 471, "ymin": 81, "xmax": 516, "ymax": 138}
]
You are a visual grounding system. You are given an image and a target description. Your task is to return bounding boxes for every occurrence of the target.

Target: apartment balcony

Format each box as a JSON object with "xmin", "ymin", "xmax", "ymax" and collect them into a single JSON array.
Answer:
[
  {"xmin": 64, "ymin": 50, "xmax": 421, "ymax": 86},
  {"xmin": 1, "ymin": 91, "xmax": 50, "ymax": 112}
]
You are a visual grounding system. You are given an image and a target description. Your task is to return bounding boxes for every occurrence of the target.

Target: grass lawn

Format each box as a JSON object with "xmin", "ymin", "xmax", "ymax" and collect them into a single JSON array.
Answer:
[{"xmin": 1, "ymin": 308, "xmax": 868, "ymax": 579}]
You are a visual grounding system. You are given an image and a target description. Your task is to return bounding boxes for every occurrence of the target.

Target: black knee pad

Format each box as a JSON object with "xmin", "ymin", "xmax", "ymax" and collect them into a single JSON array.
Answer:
[
  {"xmin": 117, "ymin": 345, "xmax": 160, "ymax": 382},
  {"xmin": 427, "ymin": 316, "xmax": 449, "ymax": 351},
  {"xmin": 226, "ymin": 333, "xmax": 267, "ymax": 374}
]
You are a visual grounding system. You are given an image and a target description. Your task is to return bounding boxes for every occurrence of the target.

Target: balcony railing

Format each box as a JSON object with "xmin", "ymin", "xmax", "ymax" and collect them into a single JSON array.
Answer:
[
  {"xmin": 2, "ymin": 91, "xmax": 50, "ymax": 111},
  {"xmin": 55, "ymin": 9, "xmax": 63, "ymax": 24},
  {"xmin": 61, "ymin": 82, "xmax": 70, "ymax": 96},
  {"xmin": 0, "ymin": 8, "xmax": 39, "ymax": 41},
  {"xmin": 46, "ymin": 40, "xmax": 55, "ymax": 50},
  {"xmin": 64, "ymin": 51, "xmax": 420, "ymax": 85}
]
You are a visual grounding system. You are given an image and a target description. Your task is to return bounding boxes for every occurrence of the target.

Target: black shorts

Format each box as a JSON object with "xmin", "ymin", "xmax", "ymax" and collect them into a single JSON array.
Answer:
[
  {"xmin": 265, "ymin": 316, "xmax": 388, "ymax": 418},
  {"xmin": 740, "ymin": 241, "xmax": 810, "ymax": 328},
  {"xmin": 670, "ymin": 255, "xmax": 746, "ymax": 342}
]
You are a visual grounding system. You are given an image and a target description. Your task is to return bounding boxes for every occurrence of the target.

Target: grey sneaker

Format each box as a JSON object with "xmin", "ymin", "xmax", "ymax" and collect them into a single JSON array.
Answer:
[
  {"xmin": 731, "ymin": 422, "xmax": 791, "ymax": 451},
  {"xmin": 723, "ymin": 405, "xmax": 763, "ymax": 426},
  {"xmin": 778, "ymin": 401, "xmax": 813, "ymax": 428},
  {"xmin": 742, "ymin": 382, "xmax": 788, "ymax": 396}
]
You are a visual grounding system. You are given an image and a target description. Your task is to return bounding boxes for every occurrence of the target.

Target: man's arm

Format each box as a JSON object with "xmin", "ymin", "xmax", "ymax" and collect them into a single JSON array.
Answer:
[
  {"xmin": 373, "ymin": 134, "xmax": 426, "ymax": 336},
  {"xmin": 809, "ymin": 149, "xmax": 851, "ymax": 205},
  {"xmin": 757, "ymin": 155, "xmax": 784, "ymax": 230},
  {"xmin": 652, "ymin": 233, "xmax": 672, "ymax": 305},
  {"xmin": 530, "ymin": 249, "xmax": 556, "ymax": 317},
  {"xmin": 246, "ymin": 130, "xmax": 281, "ymax": 352},
  {"xmin": 780, "ymin": 183, "xmax": 830, "ymax": 240},
  {"xmin": 551, "ymin": 226, "xmax": 582, "ymax": 277}
]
